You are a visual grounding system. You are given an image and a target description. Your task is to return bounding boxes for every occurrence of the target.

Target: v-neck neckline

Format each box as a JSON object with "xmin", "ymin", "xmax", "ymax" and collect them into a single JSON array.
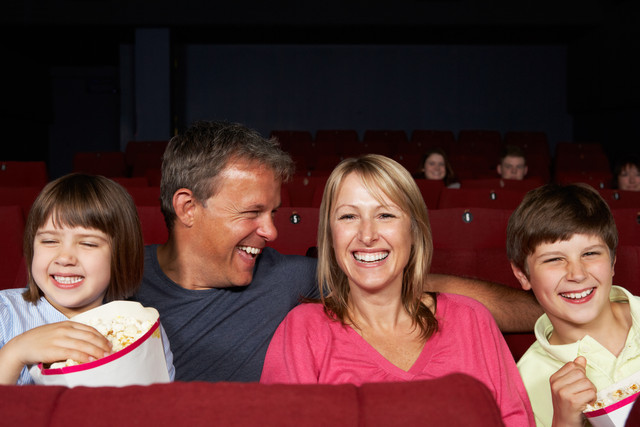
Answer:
[{"xmin": 342, "ymin": 298, "xmax": 442, "ymax": 378}]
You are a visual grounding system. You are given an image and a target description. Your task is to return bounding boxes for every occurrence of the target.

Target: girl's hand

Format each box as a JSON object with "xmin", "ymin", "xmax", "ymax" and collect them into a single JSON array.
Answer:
[
  {"xmin": 0, "ymin": 321, "xmax": 111, "ymax": 384},
  {"xmin": 550, "ymin": 356, "xmax": 597, "ymax": 427}
]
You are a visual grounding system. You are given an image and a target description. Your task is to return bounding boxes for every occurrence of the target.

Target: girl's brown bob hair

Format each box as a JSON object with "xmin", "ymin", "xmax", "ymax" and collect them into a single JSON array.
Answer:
[
  {"xmin": 317, "ymin": 154, "xmax": 438, "ymax": 340},
  {"xmin": 22, "ymin": 173, "xmax": 144, "ymax": 303}
]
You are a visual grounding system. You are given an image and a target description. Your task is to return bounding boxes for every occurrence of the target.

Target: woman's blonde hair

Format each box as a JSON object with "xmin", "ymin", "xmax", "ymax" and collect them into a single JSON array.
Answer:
[
  {"xmin": 317, "ymin": 154, "xmax": 438, "ymax": 340},
  {"xmin": 22, "ymin": 173, "xmax": 144, "ymax": 303}
]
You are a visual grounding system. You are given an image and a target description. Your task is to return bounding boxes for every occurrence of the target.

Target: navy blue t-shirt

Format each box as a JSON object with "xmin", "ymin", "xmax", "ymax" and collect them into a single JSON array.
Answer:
[{"xmin": 134, "ymin": 245, "xmax": 318, "ymax": 382}]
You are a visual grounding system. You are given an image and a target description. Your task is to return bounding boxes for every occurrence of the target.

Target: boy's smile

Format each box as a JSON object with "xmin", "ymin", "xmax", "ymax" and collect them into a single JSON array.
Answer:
[{"xmin": 513, "ymin": 233, "xmax": 616, "ymax": 343}]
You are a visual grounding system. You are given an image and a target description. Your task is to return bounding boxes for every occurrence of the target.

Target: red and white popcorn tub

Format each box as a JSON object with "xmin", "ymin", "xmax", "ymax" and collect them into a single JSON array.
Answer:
[{"xmin": 30, "ymin": 301, "xmax": 170, "ymax": 387}]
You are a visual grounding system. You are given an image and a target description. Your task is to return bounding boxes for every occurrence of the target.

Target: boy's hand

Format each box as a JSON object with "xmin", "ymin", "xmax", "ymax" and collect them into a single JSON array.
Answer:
[
  {"xmin": 550, "ymin": 356, "xmax": 597, "ymax": 427},
  {"xmin": 0, "ymin": 321, "xmax": 111, "ymax": 384}
]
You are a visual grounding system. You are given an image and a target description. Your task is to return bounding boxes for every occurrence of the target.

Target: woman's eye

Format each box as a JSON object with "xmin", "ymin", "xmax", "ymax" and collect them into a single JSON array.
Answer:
[
  {"xmin": 380, "ymin": 213, "xmax": 396, "ymax": 219},
  {"xmin": 338, "ymin": 214, "xmax": 355, "ymax": 220}
]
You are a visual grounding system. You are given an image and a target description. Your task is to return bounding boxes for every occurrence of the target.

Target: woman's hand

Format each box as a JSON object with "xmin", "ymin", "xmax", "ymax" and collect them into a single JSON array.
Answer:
[{"xmin": 0, "ymin": 321, "xmax": 111, "ymax": 384}]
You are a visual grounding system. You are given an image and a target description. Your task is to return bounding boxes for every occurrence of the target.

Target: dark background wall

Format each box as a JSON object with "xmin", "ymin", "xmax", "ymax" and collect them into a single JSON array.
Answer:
[{"xmin": 2, "ymin": 0, "xmax": 638, "ymax": 179}]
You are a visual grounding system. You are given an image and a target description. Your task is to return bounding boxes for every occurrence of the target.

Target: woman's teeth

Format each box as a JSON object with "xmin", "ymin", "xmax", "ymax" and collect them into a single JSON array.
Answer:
[{"xmin": 354, "ymin": 252, "xmax": 388, "ymax": 262}]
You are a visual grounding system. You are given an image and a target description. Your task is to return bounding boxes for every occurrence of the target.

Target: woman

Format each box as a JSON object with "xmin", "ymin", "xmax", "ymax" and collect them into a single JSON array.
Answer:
[
  {"xmin": 260, "ymin": 154, "xmax": 533, "ymax": 426},
  {"xmin": 418, "ymin": 147, "xmax": 460, "ymax": 188},
  {"xmin": 613, "ymin": 155, "xmax": 640, "ymax": 191}
]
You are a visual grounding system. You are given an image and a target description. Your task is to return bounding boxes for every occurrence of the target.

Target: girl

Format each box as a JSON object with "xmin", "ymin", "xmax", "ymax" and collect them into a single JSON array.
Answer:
[{"xmin": 0, "ymin": 173, "xmax": 175, "ymax": 384}]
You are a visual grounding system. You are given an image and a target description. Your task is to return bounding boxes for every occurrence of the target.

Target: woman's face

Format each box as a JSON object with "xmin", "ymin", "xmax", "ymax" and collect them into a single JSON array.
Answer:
[
  {"xmin": 330, "ymin": 173, "xmax": 413, "ymax": 296},
  {"xmin": 423, "ymin": 153, "xmax": 446, "ymax": 181},
  {"xmin": 618, "ymin": 164, "xmax": 640, "ymax": 191}
]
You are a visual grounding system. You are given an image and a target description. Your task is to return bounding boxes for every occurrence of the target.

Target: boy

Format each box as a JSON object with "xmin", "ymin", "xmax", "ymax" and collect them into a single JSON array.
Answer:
[
  {"xmin": 507, "ymin": 183, "xmax": 640, "ymax": 427},
  {"xmin": 498, "ymin": 144, "xmax": 528, "ymax": 180}
]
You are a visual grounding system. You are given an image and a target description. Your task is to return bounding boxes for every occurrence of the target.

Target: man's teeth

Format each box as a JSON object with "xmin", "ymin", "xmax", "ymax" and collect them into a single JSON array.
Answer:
[
  {"xmin": 354, "ymin": 252, "xmax": 389, "ymax": 262},
  {"xmin": 561, "ymin": 288, "xmax": 594, "ymax": 299},
  {"xmin": 54, "ymin": 276, "xmax": 83, "ymax": 284},
  {"xmin": 238, "ymin": 246, "xmax": 261, "ymax": 255}
]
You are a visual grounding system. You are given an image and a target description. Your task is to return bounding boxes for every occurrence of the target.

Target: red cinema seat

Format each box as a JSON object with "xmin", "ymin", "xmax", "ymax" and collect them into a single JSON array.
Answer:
[
  {"xmin": 126, "ymin": 186, "xmax": 161, "ymax": 206},
  {"xmin": 72, "ymin": 151, "xmax": 127, "ymax": 177},
  {"xmin": 124, "ymin": 140, "xmax": 169, "ymax": 177},
  {"xmin": 598, "ymin": 189, "xmax": 640, "ymax": 210},
  {"xmin": 136, "ymin": 206, "xmax": 168, "ymax": 245},
  {"xmin": 410, "ymin": 129, "xmax": 455, "ymax": 154},
  {"xmin": 614, "ymin": 245, "xmax": 640, "ymax": 295},
  {"xmin": 437, "ymin": 187, "xmax": 527, "ymax": 210},
  {"xmin": 0, "ymin": 186, "xmax": 43, "ymax": 219},
  {"xmin": 460, "ymin": 177, "xmax": 544, "ymax": 192},
  {"xmin": 429, "ymin": 208, "xmax": 512, "ymax": 250},
  {"xmin": 0, "ymin": 161, "xmax": 48, "ymax": 188},
  {"xmin": 611, "ymin": 209, "xmax": 640, "ymax": 247},
  {"xmin": 283, "ymin": 175, "xmax": 328, "ymax": 208},
  {"xmin": 0, "ymin": 205, "xmax": 26, "ymax": 290},
  {"xmin": 414, "ymin": 179, "xmax": 444, "ymax": 210},
  {"xmin": 267, "ymin": 207, "xmax": 319, "ymax": 256}
]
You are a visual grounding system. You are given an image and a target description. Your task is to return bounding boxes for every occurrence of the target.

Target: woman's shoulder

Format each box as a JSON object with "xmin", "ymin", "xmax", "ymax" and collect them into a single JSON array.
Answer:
[
  {"xmin": 436, "ymin": 292, "xmax": 494, "ymax": 318},
  {"xmin": 285, "ymin": 302, "xmax": 328, "ymax": 322}
]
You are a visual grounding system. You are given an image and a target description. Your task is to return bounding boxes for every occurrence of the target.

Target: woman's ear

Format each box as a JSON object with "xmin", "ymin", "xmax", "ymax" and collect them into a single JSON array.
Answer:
[
  {"xmin": 172, "ymin": 188, "xmax": 196, "ymax": 228},
  {"xmin": 510, "ymin": 262, "xmax": 532, "ymax": 291}
]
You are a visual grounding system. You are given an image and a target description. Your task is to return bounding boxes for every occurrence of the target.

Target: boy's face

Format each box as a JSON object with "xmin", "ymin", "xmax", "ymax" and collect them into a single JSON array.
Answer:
[
  {"xmin": 497, "ymin": 155, "xmax": 527, "ymax": 180},
  {"xmin": 511, "ymin": 233, "xmax": 615, "ymax": 337}
]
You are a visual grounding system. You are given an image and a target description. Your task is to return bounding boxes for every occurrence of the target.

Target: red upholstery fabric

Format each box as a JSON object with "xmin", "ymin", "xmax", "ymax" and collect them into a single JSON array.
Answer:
[
  {"xmin": 0, "ymin": 161, "xmax": 48, "ymax": 188},
  {"xmin": 358, "ymin": 374, "xmax": 504, "ymax": 426},
  {"xmin": 611, "ymin": 209, "xmax": 640, "ymax": 247},
  {"xmin": 437, "ymin": 187, "xmax": 527, "ymax": 210},
  {"xmin": 429, "ymin": 207, "xmax": 512, "ymax": 250},
  {"xmin": 0, "ymin": 375, "xmax": 504, "ymax": 427},
  {"xmin": 136, "ymin": 206, "xmax": 169, "ymax": 245},
  {"xmin": 413, "ymin": 178, "xmax": 444, "ymax": 210},
  {"xmin": 267, "ymin": 207, "xmax": 319, "ymax": 256},
  {"xmin": 0, "ymin": 205, "xmax": 26, "ymax": 290}
]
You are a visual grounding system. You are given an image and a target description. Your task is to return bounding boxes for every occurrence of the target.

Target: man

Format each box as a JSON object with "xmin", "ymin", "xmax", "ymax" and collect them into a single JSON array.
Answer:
[
  {"xmin": 497, "ymin": 145, "xmax": 528, "ymax": 180},
  {"xmin": 135, "ymin": 120, "xmax": 542, "ymax": 382}
]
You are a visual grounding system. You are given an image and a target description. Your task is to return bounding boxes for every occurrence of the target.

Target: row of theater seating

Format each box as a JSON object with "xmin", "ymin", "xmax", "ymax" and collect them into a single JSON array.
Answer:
[
  {"xmin": 3, "ymin": 202, "xmax": 638, "ymax": 361},
  {"xmin": 0, "ymin": 133, "xmax": 617, "ymax": 191},
  {"xmin": 3, "ymin": 202, "xmax": 639, "ymax": 289}
]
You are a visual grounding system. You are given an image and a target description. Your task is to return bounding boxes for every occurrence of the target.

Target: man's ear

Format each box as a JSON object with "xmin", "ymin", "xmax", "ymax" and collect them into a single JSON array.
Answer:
[
  {"xmin": 173, "ymin": 188, "xmax": 197, "ymax": 228},
  {"xmin": 510, "ymin": 262, "xmax": 532, "ymax": 291},
  {"xmin": 523, "ymin": 165, "xmax": 529, "ymax": 177},
  {"xmin": 496, "ymin": 164, "xmax": 502, "ymax": 176}
]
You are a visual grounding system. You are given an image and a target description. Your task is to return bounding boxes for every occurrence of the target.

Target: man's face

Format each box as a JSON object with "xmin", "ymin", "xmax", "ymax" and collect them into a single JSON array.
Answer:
[
  {"xmin": 497, "ymin": 155, "xmax": 528, "ymax": 180},
  {"xmin": 189, "ymin": 159, "xmax": 281, "ymax": 289}
]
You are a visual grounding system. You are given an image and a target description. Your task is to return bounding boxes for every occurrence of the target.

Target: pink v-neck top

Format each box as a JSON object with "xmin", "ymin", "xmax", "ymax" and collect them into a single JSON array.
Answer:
[{"xmin": 261, "ymin": 292, "xmax": 534, "ymax": 426}]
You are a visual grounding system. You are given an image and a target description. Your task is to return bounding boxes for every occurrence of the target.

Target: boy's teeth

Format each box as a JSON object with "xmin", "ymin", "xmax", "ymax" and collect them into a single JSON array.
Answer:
[
  {"xmin": 354, "ymin": 252, "xmax": 388, "ymax": 262},
  {"xmin": 238, "ymin": 246, "xmax": 261, "ymax": 255},
  {"xmin": 54, "ymin": 276, "xmax": 83, "ymax": 284},
  {"xmin": 562, "ymin": 288, "xmax": 593, "ymax": 299}
]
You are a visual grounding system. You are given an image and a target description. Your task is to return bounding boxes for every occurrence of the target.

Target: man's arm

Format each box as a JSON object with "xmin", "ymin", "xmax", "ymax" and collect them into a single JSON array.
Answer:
[{"xmin": 426, "ymin": 273, "xmax": 542, "ymax": 333}]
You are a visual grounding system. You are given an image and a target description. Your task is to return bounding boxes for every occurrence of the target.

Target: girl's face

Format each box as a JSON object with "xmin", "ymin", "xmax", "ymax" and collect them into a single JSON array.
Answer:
[
  {"xmin": 618, "ymin": 164, "xmax": 640, "ymax": 191},
  {"xmin": 423, "ymin": 153, "xmax": 446, "ymax": 181},
  {"xmin": 32, "ymin": 216, "xmax": 112, "ymax": 318}
]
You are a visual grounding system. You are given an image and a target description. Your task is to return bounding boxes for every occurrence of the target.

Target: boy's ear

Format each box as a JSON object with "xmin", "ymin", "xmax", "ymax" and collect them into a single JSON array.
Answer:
[
  {"xmin": 173, "ymin": 188, "xmax": 196, "ymax": 228},
  {"xmin": 510, "ymin": 262, "xmax": 532, "ymax": 291},
  {"xmin": 496, "ymin": 164, "xmax": 502, "ymax": 176}
]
